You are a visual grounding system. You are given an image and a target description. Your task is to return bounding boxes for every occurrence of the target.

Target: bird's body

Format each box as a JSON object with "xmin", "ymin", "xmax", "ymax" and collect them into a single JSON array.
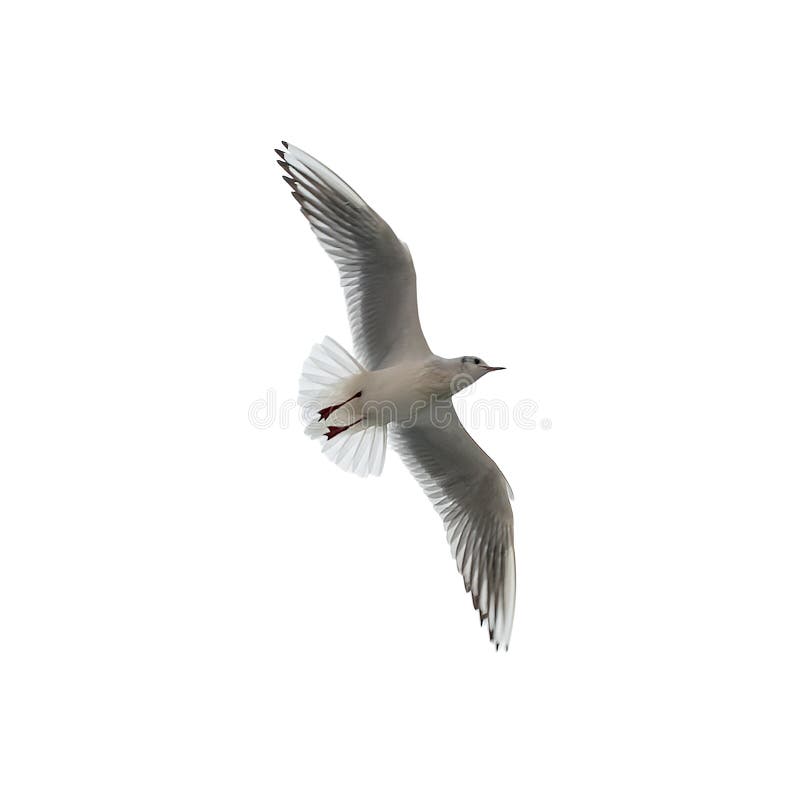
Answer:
[
  {"xmin": 363, "ymin": 358, "xmax": 454, "ymax": 417},
  {"xmin": 319, "ymin": 357, "xmax": 466, "ymax": 429},
  {"xmin": 277, "ymin": 141, "xmax": 518, "ymax": 649}
]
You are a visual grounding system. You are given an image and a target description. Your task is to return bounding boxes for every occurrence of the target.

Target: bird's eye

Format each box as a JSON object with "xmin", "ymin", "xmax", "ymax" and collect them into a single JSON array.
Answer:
[{"xmin": 474, "ymin": 358, "xmax": 480, "ymax": 365}]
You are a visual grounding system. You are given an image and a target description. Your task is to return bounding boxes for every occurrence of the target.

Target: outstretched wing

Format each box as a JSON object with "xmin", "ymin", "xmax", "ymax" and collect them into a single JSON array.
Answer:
[
  {"xmin": 276, "ymin": 142, "xmax": 431, "ymax": 370},
  {"xmin": 391, "ymin": 402, "xmax": 516, "ymax": 649}
]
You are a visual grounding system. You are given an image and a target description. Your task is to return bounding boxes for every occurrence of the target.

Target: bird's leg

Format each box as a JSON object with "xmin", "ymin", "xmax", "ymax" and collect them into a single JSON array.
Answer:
[
  {"xmin": 324, "ymin": 418, "xmax": 363, "ymax": 440},
  {"xmin": 318, "ymin": 391, "xmax": 362, "ymax": 421}
]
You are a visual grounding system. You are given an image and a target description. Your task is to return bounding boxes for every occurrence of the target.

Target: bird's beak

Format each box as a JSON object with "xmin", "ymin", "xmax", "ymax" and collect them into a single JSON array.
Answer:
[{"xmin": 482, "ymin": 365, "xmax": 505, "ymax": 372}]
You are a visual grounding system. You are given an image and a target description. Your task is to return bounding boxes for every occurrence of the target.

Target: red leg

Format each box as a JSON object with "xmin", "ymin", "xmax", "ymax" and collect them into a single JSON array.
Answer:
[
  {"xmin": 325, "ymin": 418, "xmax": 363, "ymax": 440},
  {"xmin": 318, "ymin": 391, "xmax": 362, "ymax": 421}
]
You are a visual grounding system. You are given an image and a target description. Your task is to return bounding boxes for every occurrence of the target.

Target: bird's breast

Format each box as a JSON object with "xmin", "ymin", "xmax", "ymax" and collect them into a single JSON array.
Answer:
[{"xmin": 360, "ymin": 362, "xmax": 449, "ymax": 425}]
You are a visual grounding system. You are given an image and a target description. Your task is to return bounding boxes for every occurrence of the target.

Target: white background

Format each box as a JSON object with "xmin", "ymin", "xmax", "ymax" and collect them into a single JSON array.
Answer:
[{"xmin": 1, "ymin": 1, "xmax": 798, "ymax": 798}]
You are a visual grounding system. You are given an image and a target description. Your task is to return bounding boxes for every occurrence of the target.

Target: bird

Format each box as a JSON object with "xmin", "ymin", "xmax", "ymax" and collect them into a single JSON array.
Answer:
[{"xmin": 276, "ymin": 142, "xmax": 516, "ymax": 649}]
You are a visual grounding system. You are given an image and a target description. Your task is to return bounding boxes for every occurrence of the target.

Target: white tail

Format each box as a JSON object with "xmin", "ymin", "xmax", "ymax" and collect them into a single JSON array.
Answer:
[{"xmin": 299, "ymin": 337, "xmax": 387, "ymax": 478}]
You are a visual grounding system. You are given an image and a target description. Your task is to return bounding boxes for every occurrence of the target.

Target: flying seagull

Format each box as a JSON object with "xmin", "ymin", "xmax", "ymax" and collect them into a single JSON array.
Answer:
[{"xmin": 276, "ymin": 142, "xmax": 516, "ymax": 649}]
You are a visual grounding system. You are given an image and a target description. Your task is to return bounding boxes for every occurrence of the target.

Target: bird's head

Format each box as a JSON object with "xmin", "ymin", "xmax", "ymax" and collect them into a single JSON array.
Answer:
[{"xmin": 449, "ymin": 356, "xmax": 505, "ymax": 393}]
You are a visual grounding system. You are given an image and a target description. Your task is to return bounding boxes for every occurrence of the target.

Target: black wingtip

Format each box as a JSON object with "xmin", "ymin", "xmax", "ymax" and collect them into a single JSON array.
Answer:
[
  {"xmin": 281, "ymin": 140, "xmax": 289, "ymax": 148},
  {"xmin": 274, "ymin": 148, "xmax": 285, "ymax": 158}
]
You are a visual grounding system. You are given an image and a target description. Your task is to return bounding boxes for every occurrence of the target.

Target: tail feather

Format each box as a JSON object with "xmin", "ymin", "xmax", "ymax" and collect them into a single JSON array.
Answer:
[
  {"xmin": 299, "ymin": 337, "xmax": 386, "ymax": 477},
  {"xmin": 320, "ymin": 420, "xmax": 386, "ymax": 477},
  {"xmin": 298, "ymin": 336, "xmax": 364, "ymax": 408}
]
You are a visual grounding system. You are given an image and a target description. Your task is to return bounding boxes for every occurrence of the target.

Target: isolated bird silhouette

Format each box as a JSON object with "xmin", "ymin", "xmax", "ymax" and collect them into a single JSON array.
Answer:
[{"xmin": 276, "ymin": 142, "xmax": 516, "ymax": 649}]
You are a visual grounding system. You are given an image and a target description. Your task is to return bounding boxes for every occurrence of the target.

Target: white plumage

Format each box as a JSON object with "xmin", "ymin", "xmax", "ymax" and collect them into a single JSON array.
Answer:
[{"xmin": 277, "ymin": 142, "xmax": 517, "ymax": 650}]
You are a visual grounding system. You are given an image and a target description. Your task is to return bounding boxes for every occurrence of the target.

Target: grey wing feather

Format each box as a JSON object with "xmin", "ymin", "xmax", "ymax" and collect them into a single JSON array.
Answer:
[
  {"xmin": 391, "ymin": 402, "xmax": 516, "ymax": 649},
  {"xmin": 276, "ymin": 142, "xmax": 431, "ymax": 370}
]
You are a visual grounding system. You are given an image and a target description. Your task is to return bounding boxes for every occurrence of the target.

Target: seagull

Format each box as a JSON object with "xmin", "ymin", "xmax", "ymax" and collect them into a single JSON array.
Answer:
[{"xmin": 276, "ymin": 142, "xmax": 516, "ymax": 649}]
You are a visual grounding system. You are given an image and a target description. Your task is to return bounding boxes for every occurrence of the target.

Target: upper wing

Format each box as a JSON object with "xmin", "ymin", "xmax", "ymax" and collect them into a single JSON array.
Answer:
[
  {"xmin": 390, "ymin": 402, "xmax": 516, "ymax": 649},
  {"xmin": 276, "ymin": 142, "xmax": 431, "ymax": 370}
]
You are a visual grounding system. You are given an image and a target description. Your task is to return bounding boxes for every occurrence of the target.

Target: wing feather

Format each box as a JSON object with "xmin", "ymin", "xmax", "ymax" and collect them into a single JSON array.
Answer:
[
  {"xmin": 391, "ymin": 402, "xmax": 516, "ymax": 649},
  {"xmin": 277, "ymin": 142, "xmax": 431, "ymax": 369}
]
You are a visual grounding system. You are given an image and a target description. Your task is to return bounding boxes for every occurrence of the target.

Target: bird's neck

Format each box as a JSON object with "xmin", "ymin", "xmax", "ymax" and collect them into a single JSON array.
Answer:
[{"xmin": 422, "ymin": 356, "xmax": 475, "ymax": 399}]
